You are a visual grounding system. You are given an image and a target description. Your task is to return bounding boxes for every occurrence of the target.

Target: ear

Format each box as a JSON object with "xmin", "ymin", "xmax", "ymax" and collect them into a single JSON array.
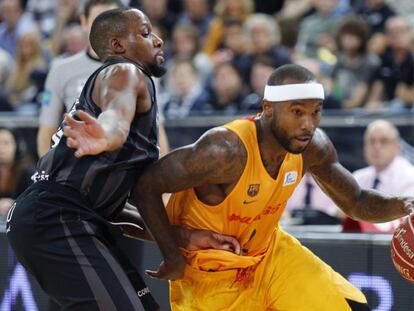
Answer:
[
  {"xmin": 262, "ymin": 100, "xmax": 273, "ymax": 117},
  {"xmin": 110, "ymin": 38, "xmax": 126, "ymax": 54}
]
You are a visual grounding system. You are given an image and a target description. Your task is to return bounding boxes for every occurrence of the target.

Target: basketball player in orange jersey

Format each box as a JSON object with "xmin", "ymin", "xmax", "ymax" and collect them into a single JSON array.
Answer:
[{"xmin": 70, "ymin": 64, "xmax": 414, "ymax": 310}]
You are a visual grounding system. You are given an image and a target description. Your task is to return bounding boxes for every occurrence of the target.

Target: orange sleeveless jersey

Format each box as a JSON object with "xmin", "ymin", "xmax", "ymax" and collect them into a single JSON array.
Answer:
[{"xmin": 166, "ymin": 118, "xmax": 303, "ymax": 271}]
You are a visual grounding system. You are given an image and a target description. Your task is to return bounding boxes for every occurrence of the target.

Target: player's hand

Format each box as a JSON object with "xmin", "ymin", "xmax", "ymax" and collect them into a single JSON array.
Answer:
[
  {"xmin": 145, "ymin": 255, "xmax": 186, "ymax": 280},
  {"xmin": 63, "ymin": 110, "xmax": 108, "ymax": 157},
  {"xmin": 177, "ymin": 227, "xmax": 241, "ymax": 255}
]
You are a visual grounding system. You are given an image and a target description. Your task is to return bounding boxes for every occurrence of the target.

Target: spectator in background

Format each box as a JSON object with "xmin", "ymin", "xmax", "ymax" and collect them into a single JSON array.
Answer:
[
  {"xmin": 203, "ymin": 0, "xmax": 254, "ymax": 56},
  {"xmin": 163, "ymin": 59, "xmax": 203, "ymax": 118},
  {"xmin": 0, "ymin": 47, "xmax": 14, "ymax": 90},
  {"xmin": 25, "ymin": 0, "xmax": 60, "ymax": 38},
  {"xmin": 329, "ymin": 15, "xmax": 379, "ymax": 109},
  {"xmin": 350, "ymin": 120, "xmax": 414, "ymax": 232},
  {"xmin": 0, "ymin": 0, "xmax": 38, "ymax": 57},
  {"xmin": 50, "ymin": 0, "xmax": 81, "ymax": 56},
  {"xmin": 241, "ymin": 56, "xmax": 275, "ymax": 111},
  {"xmin": 243, "ymin": 13, "xmax": 291, "ymax": 84},
  {"xmin": 295, "ymin": 0, "xmax": 340, "ymax": 59},
  {"xmin": 5, "ymin": 31, "xmax": 49, "ymax": 110},
  {"xmin": 194, "ymin": 62, "xmax": 246, "ymax": 114},
  {"xmin": 356, "ymin": 0, "xmax": 394, "ymax": 34},
  {"xmin": 177, "ymin": 0, "xmax": 212, "ymax": 42},
  {"xmin": 367, "ymin": 16, "xmax": 414, "ymax": 110},
  {"xmin": 211, "ymin": 19, "xmax": 251, "ymax": 82},
  {"xmin": 59, "ymin": 24, "xmax": 88, "ymax": 57},
  {"xmin": 165, "ymin": 24, "xmax": 212, "ymax": 88},
  {"xmin": 0, "ymin": 127, "xmax": 33, "ymax": 226},
  {"xmin": 36, "ymin": 0, "xmax": 124, "ymax": 157}
]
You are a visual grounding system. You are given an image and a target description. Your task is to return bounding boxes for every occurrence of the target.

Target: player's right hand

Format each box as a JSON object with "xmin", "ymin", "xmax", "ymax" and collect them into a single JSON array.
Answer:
[{"xmin": 181, "ymin": 227, "xmax": 241, "ymax": 255}]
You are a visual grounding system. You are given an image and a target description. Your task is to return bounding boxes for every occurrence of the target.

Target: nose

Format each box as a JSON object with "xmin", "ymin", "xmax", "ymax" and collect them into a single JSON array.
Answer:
[
  {"xmin": 153, "ymin": 33, "xmax": 163, "ymax": 48},
  {"xmin": 301, "ymin": 116, "xmax": 316, "ymax": 133}
]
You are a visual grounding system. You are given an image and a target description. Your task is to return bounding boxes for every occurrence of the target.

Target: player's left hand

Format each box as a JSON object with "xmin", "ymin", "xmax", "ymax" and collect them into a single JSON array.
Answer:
[
  {"xmin": 145, "ymin": 255, "xmax": 187, "ymax": 280},
  {"xmin": 63, "ymin": 110, "xmax": 108, "ymax": 157}
]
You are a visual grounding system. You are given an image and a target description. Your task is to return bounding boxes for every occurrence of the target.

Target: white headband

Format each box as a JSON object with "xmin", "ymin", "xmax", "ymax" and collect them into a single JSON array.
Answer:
[{"xmin": 264, "ymin": 83, "xmax": 325, "ymax": 102}]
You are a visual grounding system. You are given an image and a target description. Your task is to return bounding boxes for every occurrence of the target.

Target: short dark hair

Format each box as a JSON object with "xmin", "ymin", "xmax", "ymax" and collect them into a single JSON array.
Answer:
[
  {"xmin": 89, "ymin": 7, "xmax": 130, "ymax": 60},
  {"xmin": 83, "ymin": 0, "xmax": 124, "ymax": 18},
  {"xmin": 267, "ymin": 64, "xmax": 316, "ymax": 86}
]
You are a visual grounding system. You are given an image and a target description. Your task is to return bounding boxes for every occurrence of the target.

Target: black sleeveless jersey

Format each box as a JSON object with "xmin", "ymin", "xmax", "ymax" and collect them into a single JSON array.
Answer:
[{"xmin": 34, "ymin": 58, "xmax": 159, "ymax": 218}]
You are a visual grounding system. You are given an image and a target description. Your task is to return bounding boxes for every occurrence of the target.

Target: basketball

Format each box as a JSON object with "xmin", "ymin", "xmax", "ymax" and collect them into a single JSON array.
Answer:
[{"xmin": 391, "ymin": 214, "xmax": 414, "ymax": 284}]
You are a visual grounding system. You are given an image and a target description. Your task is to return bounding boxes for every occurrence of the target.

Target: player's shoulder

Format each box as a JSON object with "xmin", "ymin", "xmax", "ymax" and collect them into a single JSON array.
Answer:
[
  {"xmin": 193, "ymin": 126, "xmax": 246, "ymax": 161},
  {"xmin": 303, "ymin": 128, "xmax": 337, "ymax": 167}
]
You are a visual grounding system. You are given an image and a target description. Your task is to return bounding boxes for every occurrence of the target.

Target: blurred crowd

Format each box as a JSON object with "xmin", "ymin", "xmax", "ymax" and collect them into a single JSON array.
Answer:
[{"xmin": 0, "ymin": 0, "xmax": 413, "ymax": 116}]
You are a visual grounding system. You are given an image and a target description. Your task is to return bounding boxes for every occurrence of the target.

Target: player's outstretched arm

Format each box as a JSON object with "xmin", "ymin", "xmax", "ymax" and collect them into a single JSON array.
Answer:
[
  {"xmin": 305, "ymin": 129, "xmax": 414, "ymax": 223},
  {"xmin": 130, "ymin": 127, "xmax": 245, "ymax": 280},
  {"xmin": 63, "ymin": 63, "xmax": 147, "ymax": 157}
]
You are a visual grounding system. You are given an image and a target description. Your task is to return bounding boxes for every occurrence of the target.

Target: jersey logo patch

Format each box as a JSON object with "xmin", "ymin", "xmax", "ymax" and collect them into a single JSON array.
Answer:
[
  {"xmin": 247, "ymin": 184, "xmax": 260, "ymax": 197},
  {"xmin": 283, "ymin": 171, "xmax": 298, "ymax": 186}
]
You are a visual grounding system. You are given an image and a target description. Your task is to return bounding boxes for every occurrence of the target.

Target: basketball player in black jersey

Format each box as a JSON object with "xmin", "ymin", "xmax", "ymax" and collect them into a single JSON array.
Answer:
[{"xmin": 5, "ymin": 8, "xmax": 209, "ymax": 311}]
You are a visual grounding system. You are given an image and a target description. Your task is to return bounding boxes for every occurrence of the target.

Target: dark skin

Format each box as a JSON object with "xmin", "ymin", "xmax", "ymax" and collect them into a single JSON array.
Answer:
[
  {"xmin": 63, "ymin": 9, "xmax": 241, "ymax": 280},
  {"xmin": 131, "ymin": 78, "xmax": 414, "ymax": 280}
]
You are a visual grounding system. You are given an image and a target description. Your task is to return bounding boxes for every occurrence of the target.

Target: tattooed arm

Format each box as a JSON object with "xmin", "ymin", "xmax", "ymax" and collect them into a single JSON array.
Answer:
[
  {"xmin": 130, "ymin": 127, "xmax": 246, "ymax": 279},
  {"xmin": 303, "ymin": 129, "xmax": 414, "ymax": 222}
]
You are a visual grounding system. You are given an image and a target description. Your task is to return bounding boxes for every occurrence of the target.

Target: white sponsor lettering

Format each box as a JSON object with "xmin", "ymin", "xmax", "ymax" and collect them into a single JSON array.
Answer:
[
  {"xmin": 394, "ymin": 228, "xmax": 414, "ymax": 259},
  {"xmin": 137, "ymin": 287, "xmax": 150, "ymax": 297}
]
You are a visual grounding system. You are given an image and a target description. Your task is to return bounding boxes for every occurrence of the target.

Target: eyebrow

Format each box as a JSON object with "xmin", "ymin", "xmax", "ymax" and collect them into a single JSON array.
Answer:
[{"xmin": 288, "ymin": 101, "xmax": 323, "ymax": 107}]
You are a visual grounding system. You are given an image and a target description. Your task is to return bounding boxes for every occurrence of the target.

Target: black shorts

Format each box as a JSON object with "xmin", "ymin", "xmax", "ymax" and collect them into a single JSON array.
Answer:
[{"xmin": 7, "ymin": 181, "xmax": 159, "ymax": 311}]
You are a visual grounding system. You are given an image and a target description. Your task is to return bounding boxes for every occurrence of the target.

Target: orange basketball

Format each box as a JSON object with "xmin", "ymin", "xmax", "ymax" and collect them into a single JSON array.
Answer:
[{"xmin": 391, "ymin": 214, "xmax": 414, "ymax": 284}]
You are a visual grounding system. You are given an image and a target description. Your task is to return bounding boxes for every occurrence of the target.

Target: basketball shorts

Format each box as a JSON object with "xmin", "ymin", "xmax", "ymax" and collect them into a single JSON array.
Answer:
[
  {"xmin": 7, "ymin": 181, "xmax": 159, "ymax": 311},
  {"xmin": 170, "ymin": 228, "xmax": 369, "ymax": 311}
]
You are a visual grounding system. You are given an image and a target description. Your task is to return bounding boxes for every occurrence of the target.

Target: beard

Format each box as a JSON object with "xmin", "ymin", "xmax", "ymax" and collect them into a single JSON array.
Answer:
[
  {"xmin": 271, "ymin": 122, "xmax": 311, "ymax": 154},
  {"xmin": 147, "ymin": 63, "xmax": 167, "ymax": 78}
]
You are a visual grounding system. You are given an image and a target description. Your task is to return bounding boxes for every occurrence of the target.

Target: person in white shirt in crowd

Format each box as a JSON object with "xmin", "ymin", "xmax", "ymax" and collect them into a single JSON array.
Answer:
[
  {"xmin": 287, "ymin": 119, "xmax": 414, "ymax": 232},
  {"xmin": 353, "ymin": 119, "xmax": 414, "ymax": 232}
]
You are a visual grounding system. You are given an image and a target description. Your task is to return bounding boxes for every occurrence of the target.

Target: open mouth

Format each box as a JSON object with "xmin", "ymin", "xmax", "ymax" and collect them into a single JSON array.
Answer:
[{"xmin": 156, "ymin": 52, "xmax": 165, "ymax": 65}]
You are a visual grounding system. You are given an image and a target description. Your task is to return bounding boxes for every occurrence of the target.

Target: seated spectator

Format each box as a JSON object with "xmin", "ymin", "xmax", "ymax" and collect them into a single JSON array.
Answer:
[
  {"xmin": 356, "ymin": 0, "xmax": 395, "ymax": 34},
  {"xmin": 58, "ymin": 24, "xmax": 88, "ymax": 58},
  {"xmin": 0, "ymin": 127, "xmax": 34, "ymax": 227},
  {"xmin": 295, "ymin": 0, "xmax": 341, "ymax": 59},
  {"xmin": 241, "ymin": 56, "xmax": 276, "ymax": 111},
  {"xmin": 347, "ymin": 120, "xmax": 414, "ymax": 232},
  {"xmin": 0, "ymin": 0, "xmax": 38, "ymax": 57},
  {"xmin": 203, "ymin": 0, "xmax": 254, "ymax": 56},
  {"xmin": 0, "ymin": 47, "xmax": 14, "ymax": 90},
  {"xmin": 193, "ymin": 62, "xmax": 246, "ymax": 115},
  {"xmin": 5, "ymin": 31, "xmax": 49, "ymax": 110},
  {"xmin": 243, "ymin": 13, "xmax": 291, "ymax": 86},
  {"xmin": 367, "ymin": 16, "xmax": 414, "ymax": 110},
  {"xmin": 162, "ymin": 59, "xmax": 203, "ymax": 119},
  {"xmin": 329, "ymin": 16, "xmax": 379, "ymax": 109},
  {"xmin": 177, "ymin": 0, "xmax": 213, "ymax": 42},
  {"xmin": 164, "ymin": 23, "xmax": 212, "ymax": 90}
]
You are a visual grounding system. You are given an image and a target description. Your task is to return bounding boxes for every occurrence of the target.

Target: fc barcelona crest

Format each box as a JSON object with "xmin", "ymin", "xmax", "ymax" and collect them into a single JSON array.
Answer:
[{"xmin": 247, "ymin": 184, "xmax": 260, "ymax": 197}]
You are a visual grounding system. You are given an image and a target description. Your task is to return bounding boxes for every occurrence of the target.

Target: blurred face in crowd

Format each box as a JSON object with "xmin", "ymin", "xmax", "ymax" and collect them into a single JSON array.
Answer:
[
  {"xmin": 170, "ymin": 61, "xmax": 199, "ymax": 97},
  {"xmin": 18, "ymin": 32, "xmax": 41, "ymax": 62},
  {"xmin": 0, "ymin": 129, "xmax": 17, "ymax": 166},
  {"xmin": 185, "ymin": 0, "xmax": 210, "ymax": 21},
  {"xmin": 224, "ymin": 23, "xmax": 247, "ymax": 54},
  {"xmin": 140, "ymin": 0, "xmax": 166, "ymax": 20},
  {"xmin": 0, "ymin": 0, "xmax": 22, "ymax": 29},
  {"xmin": 250, "ymin": 63, "xmax": 273, "ymax": 95},
  {"xmin": 64, "ymin": 25, "xmax": 88, "ymax": 56},
  {"xmin": 225, "ymin": 0, "xmax": 247, "ymax": 17},
  {"xmin": 386, "ymin": 17, "xmax": 412, "ymax": 50},
  {"xmin": 213, "ymin": 63, "xmax": 242, "ymax": 105},
  {"xmin": 81, "ymin": 3, "xmax": 120, "ymax": 36},
  {"xmin": 339, "ymin": 32, "xmax": 362, "ymax": 54},
  {"xmin": 364, "ymin": 120, "xmax": 400, "ymax": 172},
  {"xmin": 250, "ymin": 22, "xmax": 274, "ymax": 54},
  {"xmin": 312, "ymin": 0, "xmax": 338, "ymax": 16},
  {"xmin": 172, "ymin": 26, "xmax": 197, "ymax": 58}
]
